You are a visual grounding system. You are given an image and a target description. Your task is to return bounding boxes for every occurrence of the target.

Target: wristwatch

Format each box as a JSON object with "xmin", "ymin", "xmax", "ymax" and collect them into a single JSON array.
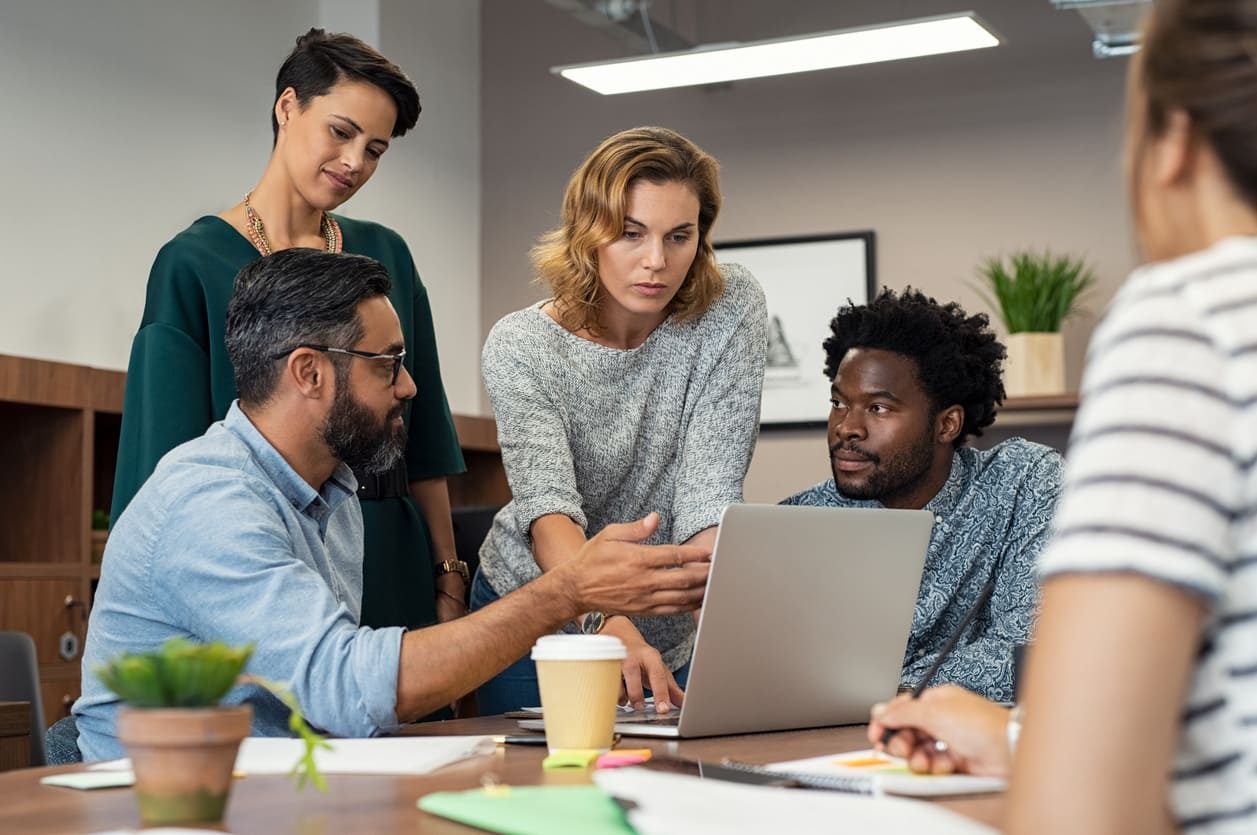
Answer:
[
  {"xmin": 435, "ymin": 559, "xmax": 470, "ymax": 584},
  {"xmin": 581, "ymin": 611, "xmax": 607, "ymax": 635}
]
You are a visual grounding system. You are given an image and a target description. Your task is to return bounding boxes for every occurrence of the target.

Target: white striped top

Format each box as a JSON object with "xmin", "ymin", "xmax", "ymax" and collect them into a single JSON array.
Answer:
[{"xmin": 1039, "ymin": 236, "xmax": 1257, "ymax": 832}]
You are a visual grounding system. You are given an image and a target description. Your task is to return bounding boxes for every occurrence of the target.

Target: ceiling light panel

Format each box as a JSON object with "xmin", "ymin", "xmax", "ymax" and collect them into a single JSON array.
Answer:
[{"xmin": 553, "ymin": 13, "xmax": 1001, "ymax": 95}]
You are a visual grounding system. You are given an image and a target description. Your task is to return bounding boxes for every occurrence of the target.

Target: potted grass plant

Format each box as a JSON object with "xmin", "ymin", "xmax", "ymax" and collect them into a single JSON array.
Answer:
[
  {"xmin": 97, "ymin": 637, "xmax": 328, "ymax": 826},
  {"xmin": 974, "ymin": 250, "xmax": 1095, "ymax": 397}
]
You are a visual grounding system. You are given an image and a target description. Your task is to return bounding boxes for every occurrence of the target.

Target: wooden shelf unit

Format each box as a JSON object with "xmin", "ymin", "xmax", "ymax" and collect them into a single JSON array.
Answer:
[
  {"xmin": 0, "ymin": 354, "xmax": 123, "ymax": 726},
  {"xmin": 0, "ymin": 353, "xmax": 509, "ymax": 729},
  {"xmin": 993, "ymin": 394, "xmax": 1079, "ymax": 428}
]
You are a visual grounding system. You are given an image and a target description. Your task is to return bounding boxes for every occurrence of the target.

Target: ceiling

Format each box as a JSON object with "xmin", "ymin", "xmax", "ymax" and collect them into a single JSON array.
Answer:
[{"xmin": 538, "ymin": 0, "xmax": 1149, "ymax": 66}]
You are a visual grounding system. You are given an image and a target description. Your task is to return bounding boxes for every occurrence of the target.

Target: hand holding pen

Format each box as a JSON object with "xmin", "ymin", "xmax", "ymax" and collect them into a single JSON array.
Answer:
[{"xmin": 876, "ymin": 577, "xmax": 998, "ymax": 751}]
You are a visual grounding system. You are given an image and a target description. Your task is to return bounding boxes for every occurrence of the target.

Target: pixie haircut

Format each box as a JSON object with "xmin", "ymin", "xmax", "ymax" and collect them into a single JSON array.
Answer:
[
  {"xmin": 272, "ymin": 28, "xmax": 421, "ymax": 143},
  {"xmin": 1129, "ymin": 0, "xmax": 1257, "ymax": 210},
  {"xmin": 532, "ymin": 126, "xmax": 724, "ymax": 334},
  {"xmin": 823, "ymin": 288, "xmax": 1007, "ymax": 448},
  {"xmin": 226, "ymin": 248, "xmax": 392, "ymax": 406}
]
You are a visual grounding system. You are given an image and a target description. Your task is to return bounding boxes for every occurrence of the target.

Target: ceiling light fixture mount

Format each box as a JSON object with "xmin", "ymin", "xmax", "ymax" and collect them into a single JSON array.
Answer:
[{"xmin": 551, "ymin": 12, "xmax": 1001, "ymax": 96}]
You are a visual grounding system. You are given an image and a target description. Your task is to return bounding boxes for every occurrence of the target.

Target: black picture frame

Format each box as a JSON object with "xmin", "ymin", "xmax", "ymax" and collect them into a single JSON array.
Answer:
[{"xmin": 715, "ymin": 231, "xmax": 877, "ymax": 429}]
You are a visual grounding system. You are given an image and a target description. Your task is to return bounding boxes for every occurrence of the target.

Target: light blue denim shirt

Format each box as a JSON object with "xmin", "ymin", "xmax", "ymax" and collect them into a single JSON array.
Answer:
[{"xmin": 75, "ymin": 402, "xmax": 405, "ymax": 761}]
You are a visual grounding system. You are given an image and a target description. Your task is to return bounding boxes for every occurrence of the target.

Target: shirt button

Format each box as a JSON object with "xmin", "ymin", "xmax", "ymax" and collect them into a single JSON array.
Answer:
[{"xmin": 935, "ymin": 515, "xmax": 943, "ymax": 524}]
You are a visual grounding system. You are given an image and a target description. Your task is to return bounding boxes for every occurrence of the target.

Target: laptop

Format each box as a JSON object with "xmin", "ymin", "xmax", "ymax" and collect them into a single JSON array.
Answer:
[{"xmin": 519, "ymin": 503, "xmax": 934, "ymax": 739}]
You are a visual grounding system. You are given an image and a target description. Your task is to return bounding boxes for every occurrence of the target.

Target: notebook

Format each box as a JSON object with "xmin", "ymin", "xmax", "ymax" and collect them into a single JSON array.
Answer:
[
  {"xmin": 763, "ymin": 748, "xmax": 1006, "ymax": 797},
  {"xmin": 520, "ymin": 503, "xmax": 934, "ymax": 738}
]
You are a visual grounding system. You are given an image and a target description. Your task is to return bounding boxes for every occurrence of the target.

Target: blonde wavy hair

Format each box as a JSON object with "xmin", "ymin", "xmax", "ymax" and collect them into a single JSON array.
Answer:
[{"xmin": 532, "ymin": 126, "xmax": 724, "ymax": 334}]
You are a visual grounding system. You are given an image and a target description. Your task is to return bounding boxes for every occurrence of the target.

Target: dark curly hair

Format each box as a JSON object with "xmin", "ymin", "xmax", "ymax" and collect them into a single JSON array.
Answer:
[{"xmin": 822, "ymin": 288, "xmax": 1006, "ymax": 448}]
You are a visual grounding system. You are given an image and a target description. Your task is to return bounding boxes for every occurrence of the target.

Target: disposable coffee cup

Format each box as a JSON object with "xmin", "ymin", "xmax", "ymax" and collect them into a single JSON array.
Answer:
[{"xmin": 531, "ymin": 634, "xmax": 626, "ymax": 754}]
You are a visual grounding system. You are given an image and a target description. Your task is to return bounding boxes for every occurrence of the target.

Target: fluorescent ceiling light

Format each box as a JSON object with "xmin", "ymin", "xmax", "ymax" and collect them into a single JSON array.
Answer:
[{"xmin": 552, "ymin": 13, "xmax": 1001, "ymax": 95}]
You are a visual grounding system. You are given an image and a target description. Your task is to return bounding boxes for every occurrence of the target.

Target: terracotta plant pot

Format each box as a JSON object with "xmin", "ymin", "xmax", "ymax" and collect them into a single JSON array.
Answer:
[{"xmin": 116, "ymin": 704, "xmax": 252, "ymax": 826}]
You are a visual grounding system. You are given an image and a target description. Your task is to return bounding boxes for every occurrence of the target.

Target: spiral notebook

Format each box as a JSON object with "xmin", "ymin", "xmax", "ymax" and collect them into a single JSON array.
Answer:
[{"xmin": 761, "ymin": 749, "xmax": 1006, "ymax": 797}]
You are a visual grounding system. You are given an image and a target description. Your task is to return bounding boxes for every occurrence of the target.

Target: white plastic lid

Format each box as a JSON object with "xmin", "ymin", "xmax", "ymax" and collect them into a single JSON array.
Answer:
[{"xmin": 530, "ymin": 634, "xmax": 626, "ymax": 661}]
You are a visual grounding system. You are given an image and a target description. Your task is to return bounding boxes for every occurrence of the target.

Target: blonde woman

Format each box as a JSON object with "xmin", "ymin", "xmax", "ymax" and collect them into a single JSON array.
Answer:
[{"xmin": 471, "ymin": 127, "xmax": 767, "ymax": 715}]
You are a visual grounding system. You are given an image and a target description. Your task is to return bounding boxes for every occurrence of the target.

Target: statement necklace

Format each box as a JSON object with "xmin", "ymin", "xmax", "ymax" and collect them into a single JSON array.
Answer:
[{"xmin": 243, "ymin": 191, "xmax": 342, "ymax": 256}]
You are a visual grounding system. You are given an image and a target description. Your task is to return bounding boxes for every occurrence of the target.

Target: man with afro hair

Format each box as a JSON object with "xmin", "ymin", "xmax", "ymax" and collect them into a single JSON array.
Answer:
[{"xmin": 782, "ymin": 288, "xmax": 1062, "ymax": 702}]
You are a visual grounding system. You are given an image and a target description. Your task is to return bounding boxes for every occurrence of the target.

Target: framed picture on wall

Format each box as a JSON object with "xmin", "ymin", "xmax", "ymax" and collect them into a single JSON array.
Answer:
[{"xmin": 715, "ymin": 231, "xmax": 876, "ymax": 428}]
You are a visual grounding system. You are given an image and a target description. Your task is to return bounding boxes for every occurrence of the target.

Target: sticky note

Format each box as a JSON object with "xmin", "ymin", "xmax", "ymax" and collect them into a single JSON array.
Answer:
[
  {"xmin": 543, "ymin": 749, "xmax": 600, "ymax": 769},
  {"xmin": 834, "ymin": 755, "xmax": 895, "ymax": 768},
  {"xmin": 596, "ymin": 749, "xmax": 652, "ymax": 769}
]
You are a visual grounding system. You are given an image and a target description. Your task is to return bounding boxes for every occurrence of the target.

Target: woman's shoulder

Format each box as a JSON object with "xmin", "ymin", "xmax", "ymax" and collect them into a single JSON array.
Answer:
[
  {"xmin": 485, "ymin": 304, "xmax": 552, "ymax": 351},
  {"xmin": 334, "ymin": 214, "xmax": 410, "ymax": 256},
  {"xmin": 153, "ymin": 216, "xmax": 240, "ymax": 263},
  {"xmin": 692, "ymin": 262, "xmax": 767, "ymax": 327},
  {"xmin": 145, "ymin": 217, "xmax": 251, "ymax": 310}
]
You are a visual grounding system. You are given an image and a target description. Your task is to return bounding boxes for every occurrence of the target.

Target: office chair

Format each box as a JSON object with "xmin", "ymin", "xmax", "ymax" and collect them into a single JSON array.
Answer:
[
  {"xmin": 0, "ymin": 630, "xmax": 47, "ymax": 766},
  {"xmin": 451, "ymin": 505, "xmax": 501, "ymax": 599}
]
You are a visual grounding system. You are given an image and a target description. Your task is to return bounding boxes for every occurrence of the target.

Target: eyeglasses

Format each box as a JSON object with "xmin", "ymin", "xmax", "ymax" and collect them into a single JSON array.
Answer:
[{"xmin": 272, "ymin": 344, "xmax": 407, "ymax": 386}]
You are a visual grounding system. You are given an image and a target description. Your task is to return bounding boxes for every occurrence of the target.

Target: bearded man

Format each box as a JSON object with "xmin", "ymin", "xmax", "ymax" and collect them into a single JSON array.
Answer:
[{"xmin": 75, "ymin": 249, "xmax": 710, "ymax": 760}]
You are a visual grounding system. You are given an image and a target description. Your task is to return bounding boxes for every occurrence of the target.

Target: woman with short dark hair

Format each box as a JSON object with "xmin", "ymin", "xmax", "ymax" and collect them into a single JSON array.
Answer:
[{"xmin": 111, "ymin": 29, "xmax": 467, "ymax": 637}]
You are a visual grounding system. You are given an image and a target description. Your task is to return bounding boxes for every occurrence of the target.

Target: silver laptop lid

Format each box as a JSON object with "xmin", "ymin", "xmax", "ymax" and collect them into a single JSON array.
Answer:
[{"xmin": 676, "ymin": 503, "xmax": 934, "ymax": 738}]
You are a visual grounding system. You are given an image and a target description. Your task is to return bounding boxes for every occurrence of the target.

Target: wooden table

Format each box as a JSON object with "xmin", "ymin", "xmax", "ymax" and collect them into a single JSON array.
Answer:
[{"xmin": 0, "ymin": 717, "xmax": 1002, "ymax": 833}]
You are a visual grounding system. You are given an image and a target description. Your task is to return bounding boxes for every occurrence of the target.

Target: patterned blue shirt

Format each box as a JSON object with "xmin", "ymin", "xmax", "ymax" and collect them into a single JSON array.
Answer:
[
  {"xmin": 782, "ymin": 437, "xmax": 1062, "ymax": 702},
  {"xmin": 75, "ymin": 402, "xmax": 405, "ymax": 761}
]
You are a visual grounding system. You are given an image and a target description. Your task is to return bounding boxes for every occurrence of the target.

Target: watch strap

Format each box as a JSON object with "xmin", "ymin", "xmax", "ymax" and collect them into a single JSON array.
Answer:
[{"xmin": 435, "ymin": 559, "xmax": 470, "ymax": 583}]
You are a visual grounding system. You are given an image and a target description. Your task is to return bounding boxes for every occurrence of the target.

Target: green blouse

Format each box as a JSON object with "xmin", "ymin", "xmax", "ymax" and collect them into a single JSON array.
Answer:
[{"xmin": 111, "ymin": 215, "xmax": 466, "ymax": 629}]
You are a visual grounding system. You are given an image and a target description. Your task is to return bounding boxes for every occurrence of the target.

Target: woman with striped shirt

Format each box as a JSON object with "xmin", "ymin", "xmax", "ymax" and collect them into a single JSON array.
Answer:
[{"xmin": 871, "ymin": 1, "xmax": 1257, "ymax": 831}]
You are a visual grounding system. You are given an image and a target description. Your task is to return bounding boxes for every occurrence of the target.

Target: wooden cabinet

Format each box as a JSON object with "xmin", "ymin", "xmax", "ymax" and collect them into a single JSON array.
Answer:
[
  {"xmin": 0, "ymin": 353, "xmax": 508, "ymax": 730},
  {"xmin": 0, "ymin": 355, "xmax": 121, "ymax": 724},
  {"xmin": 448, "ymin": 414, "xmax": 510, "ymax": 508}
]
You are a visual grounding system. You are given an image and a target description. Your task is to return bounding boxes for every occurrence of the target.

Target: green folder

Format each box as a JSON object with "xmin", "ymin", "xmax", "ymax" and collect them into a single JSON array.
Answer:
[{"xmin": 419, "ymin": 786, "xmax": 636, "ymax": 835}]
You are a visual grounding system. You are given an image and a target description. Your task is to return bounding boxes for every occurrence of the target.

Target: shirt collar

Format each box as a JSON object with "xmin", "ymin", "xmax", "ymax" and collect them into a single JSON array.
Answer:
[{"xmin": 223, "ymin": 401, "xmax": 358, "ymax": 517}]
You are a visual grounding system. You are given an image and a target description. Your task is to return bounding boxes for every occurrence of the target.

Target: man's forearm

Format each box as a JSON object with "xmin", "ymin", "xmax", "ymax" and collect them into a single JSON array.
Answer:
[{"xmin": 394, "ymin": 571, "xmax": 578, "ymax": 721}]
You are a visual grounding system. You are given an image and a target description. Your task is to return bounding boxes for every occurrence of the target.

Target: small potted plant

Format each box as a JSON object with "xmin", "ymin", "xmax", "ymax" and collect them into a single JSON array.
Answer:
[
  {"xmin": 973, "ymin": 250, "xmax": 1095, "ymax": 397},
  {"xmin": 97, "ymin": 637, "xmax": 327, "ymax": 827}
]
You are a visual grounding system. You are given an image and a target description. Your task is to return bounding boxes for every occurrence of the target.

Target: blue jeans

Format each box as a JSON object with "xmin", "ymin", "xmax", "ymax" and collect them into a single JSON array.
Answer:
[{"xmin": 469, "ymin": 569, "xmax": 691, "ymax": 715}]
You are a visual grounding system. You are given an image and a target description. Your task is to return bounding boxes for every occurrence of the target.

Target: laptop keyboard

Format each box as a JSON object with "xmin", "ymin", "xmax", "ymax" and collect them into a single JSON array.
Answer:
[{"xmin": 617, "ymin": 710, "xmax": 681, "ymax": 726}]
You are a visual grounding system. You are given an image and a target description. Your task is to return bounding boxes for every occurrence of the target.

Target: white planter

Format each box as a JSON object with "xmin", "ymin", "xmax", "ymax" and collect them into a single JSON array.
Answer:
[{"xmin": 1004, "ymin": 332, "xmax": 1066, "ymax": 397}]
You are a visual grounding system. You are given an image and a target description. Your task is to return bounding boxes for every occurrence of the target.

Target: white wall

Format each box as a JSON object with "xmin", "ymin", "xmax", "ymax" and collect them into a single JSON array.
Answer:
[
  {"xmin": 371, "ymin": 0, "xmax": 481, "ymax": 413},
  {"xmin": 0, "ymin": 0, "xmax": 482, "ymax": 414},
  {"xmin": 479, "ymin": 0, "xmax": 1137, "ymax": 496}
]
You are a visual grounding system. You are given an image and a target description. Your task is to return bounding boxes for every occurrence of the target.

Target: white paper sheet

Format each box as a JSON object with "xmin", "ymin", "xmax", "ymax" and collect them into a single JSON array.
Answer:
[
  {"xmin": 90, "ymin": 735, "xmax": 495, "ymax": 776},
  {"xmin": 594, "ymin": 768, "xmax": 998, "ymax": 835}
]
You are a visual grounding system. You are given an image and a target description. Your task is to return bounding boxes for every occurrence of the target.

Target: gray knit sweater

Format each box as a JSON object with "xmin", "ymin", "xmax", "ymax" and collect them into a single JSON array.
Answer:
[{"xmin": 479, "ymin": 264, "xmax": 768, "ymax": 669}]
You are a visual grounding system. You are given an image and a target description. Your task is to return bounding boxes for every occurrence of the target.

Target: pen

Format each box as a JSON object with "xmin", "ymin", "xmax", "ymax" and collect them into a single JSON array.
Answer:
[
  {"xmin": 493, "ymin": 735, "xmax": 549, "ymax": 746},
  {"xmin": 878, "ymin": 577, "xmax": 997, "ymax": 747}
]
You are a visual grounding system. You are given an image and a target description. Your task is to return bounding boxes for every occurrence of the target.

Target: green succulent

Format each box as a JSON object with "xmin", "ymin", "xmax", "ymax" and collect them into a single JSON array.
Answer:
[
  {"xmin": 96, "ymin": 638, "xmax": 250, "ymax": 707},
  {"xmin": 973, "ymin": 250, "xmax": 1095, "ymax": 334},
  {"xmin": 97, "ymin": 638, "xmax": 328, "ymax": 792}
]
